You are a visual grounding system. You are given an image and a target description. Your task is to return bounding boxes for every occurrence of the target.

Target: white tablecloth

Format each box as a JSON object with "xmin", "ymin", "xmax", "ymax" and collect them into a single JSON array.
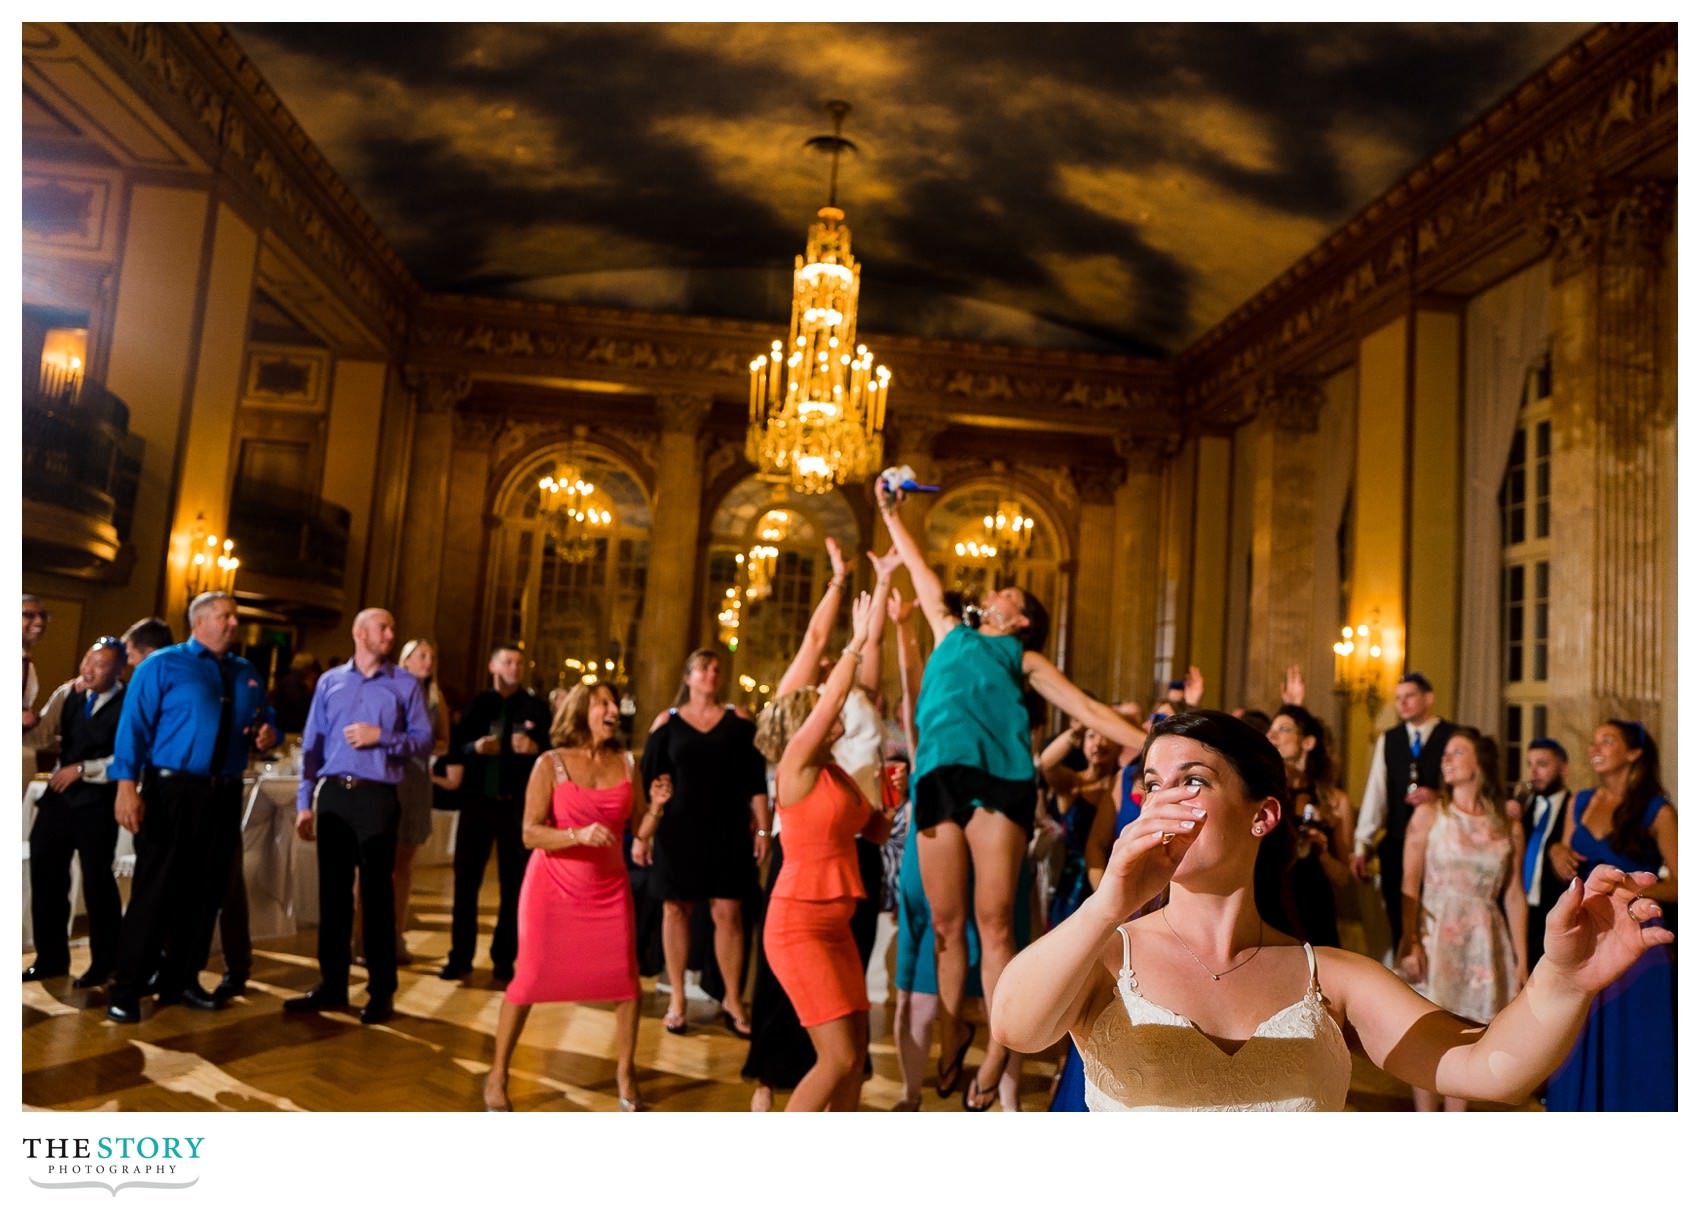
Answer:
[{"xmin": 241, "ymin": 774, "xmax": 318, "ymax": 938}]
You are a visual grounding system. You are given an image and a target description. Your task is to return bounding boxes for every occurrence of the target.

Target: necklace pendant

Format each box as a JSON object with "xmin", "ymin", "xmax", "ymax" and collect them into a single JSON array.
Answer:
[{"xmin": 1210, "ymin": 974, "xmax": 1219, "ymax": 981}]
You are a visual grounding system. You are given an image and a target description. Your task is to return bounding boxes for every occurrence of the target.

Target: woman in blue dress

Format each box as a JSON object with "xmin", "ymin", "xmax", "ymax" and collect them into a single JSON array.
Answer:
[
  {"xmin": 876, "ymin": 476, "xmax": 1146, "ymax": 1109},
  {"xmin": 1545, "ymin": 719, "xmax": 1677, "ymax": 1111}
]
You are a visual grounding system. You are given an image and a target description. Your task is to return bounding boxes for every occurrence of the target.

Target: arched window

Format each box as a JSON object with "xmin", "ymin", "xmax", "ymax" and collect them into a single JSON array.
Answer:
[
  {"xmin": 484, "ymin": 450, "xmax": 651, "ymax": 706},
  {"xmin": 922, "ymin": 483, "xmax": 1064, "ymax": 660}
]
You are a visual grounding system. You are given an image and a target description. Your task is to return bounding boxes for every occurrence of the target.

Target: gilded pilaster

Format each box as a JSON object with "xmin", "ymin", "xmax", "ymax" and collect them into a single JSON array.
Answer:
[
  {"xmin": 1542, "ymin": 179, "xmax": 1674, "ymax": 747},
  {"xmin": 635, "ymin": 393, "xmax": 712, "ymax": 743},
  {"xmin": 1245, "ymin": 377, "xmax": 1324, "ymax": 713}
]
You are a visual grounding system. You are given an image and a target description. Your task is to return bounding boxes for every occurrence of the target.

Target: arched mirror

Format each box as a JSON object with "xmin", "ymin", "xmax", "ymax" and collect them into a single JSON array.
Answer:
[
  {"xmin": 923, "ymin": 483, "xmax": 1064, "ymax": 659},
  {"xmin": 485, "ymin": 449, "xmax": 652, "ymax": 708}
]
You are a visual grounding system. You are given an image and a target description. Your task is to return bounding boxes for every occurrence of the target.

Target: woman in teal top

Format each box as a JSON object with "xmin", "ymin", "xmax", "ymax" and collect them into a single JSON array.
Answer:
[{"xmin": 876, "ymin": 475, "xmax": 1147, "ymax": 1109}]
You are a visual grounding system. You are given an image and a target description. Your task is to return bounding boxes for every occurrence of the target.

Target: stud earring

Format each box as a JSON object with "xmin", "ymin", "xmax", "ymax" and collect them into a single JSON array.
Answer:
[{"xmin": 1252, "ymin": 825, "xmax": 1265, "ymax": 836}]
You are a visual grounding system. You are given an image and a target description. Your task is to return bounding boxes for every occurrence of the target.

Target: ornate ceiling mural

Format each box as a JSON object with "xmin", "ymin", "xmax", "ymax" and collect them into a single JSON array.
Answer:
[{"xmin": 235, "ymin": 22, "xmax": 1590, "ymax": 356}]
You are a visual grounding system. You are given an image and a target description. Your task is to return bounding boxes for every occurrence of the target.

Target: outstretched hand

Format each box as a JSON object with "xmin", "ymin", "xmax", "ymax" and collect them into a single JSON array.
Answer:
[
  {"xmin": 825, "ymin": 536, "xmax": 847, "ymax": 581},
  {"xmin": 1093, "ymin": 783, "xmax": 1206, "ymax": 920},
  {"xmin": 1282, "ymin": 663, "xmax": 1306, "ymax": 706},
  {"xmin": 874, "ymin": 475, "xmax": 902, "ymax": 513},
  {"xmin": 1183, "ymin": 665, "xmax": 1205, "ymax": 707},
  {"xmin": 887, "ymin": 590, "xmax": 914, "ymax": 626},
  {"xmin": 1540, "ymin": 866, "xmax": 1674, "ymax": 994},
  {"xmin": 847, "ymin": 590, "xmax": 877, "ymax": 649},
  {"xmin": 868, "ymin": 546, "xmax": 904, "ymax": 580}
]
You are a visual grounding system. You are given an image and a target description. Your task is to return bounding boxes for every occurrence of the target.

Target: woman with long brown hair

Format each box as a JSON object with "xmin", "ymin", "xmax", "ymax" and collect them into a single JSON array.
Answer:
[
  {"xmin": 1544, "ymin": 719, "xmax": 1677, "ymax": 1111},
  {"xmin": 640, "ymin": 649, "xmax": 770, "ymax": 1037},
  {"xmin": 1397, "ymin": 726, "xmax": 1526, "ymax": 1111},
  {"xmin": 992, "ymin": 710, "xmax": 1672, "ymax": 1112},
  {"xmin": 1266, "ymin": 703, "xmax": 1354, "ymax": 948},
  {"xmin": 393, "ymin": 638, "xmax": 452, "ymax": 961},
  {"xmin": 484, "ymin": 682, "xmax": 666, "ymax": 1111}
]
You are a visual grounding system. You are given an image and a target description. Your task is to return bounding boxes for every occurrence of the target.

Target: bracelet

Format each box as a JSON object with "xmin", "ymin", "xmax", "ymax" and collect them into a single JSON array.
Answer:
[
  {"xmin": 755, "ymin": 828, "xmax": 771, "ymax": 839},
  {"xmin": 840, "ymin": 644, "xmax": 861, "ymax": 660},
  {"xmin": 828, "ymin": 577, "xmax": 847, "ymax": 591}
]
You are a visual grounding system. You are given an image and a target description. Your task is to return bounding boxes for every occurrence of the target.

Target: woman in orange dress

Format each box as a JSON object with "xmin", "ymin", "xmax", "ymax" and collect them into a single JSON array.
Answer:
[
  {"xmin": 483, "ymin": 682, "xmax": 667, "ymax": 1112},
  {"xmin": 754, "ymin": 590, "xmax": 894, "ymax": 1111}
]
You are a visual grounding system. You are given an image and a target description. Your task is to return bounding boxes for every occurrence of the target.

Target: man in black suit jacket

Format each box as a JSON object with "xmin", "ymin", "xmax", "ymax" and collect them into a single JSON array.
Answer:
[
  {"xmin": 23, "ymin": 636, "xmax": 128, "ymax": 987},
  {"xmin": 1518, "ymin": 738, "xmax": 1571, "ymax": 968}
]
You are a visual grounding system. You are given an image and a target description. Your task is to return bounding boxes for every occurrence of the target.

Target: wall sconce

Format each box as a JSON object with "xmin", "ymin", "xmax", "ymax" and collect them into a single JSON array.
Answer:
[
  {"xmin": 1332, "ymin": 608, "xmax": 1390, "ymax": 720},
  {"xmin": 186, "ymin": 513, "xmax": 239, "ymax": 596}
]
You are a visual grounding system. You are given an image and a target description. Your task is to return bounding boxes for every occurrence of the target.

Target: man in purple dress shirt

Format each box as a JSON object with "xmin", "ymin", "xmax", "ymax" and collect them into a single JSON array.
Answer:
[{"xmin": 283, "ymin": 608, "xmax": 433, "ymax": 1025}]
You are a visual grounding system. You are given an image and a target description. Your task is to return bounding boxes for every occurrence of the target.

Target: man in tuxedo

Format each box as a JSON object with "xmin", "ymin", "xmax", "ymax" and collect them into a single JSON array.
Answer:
[
  {"xmin": 1350, "ymin": 672, "xmax": 1457, "ymax": 956},
  {"xmin": 23, "ymin": 636, "xmax": 128, "ymax": 986},
  {"xmin": 1518, "ymin": 738, "xmax": 1571, "ymax": 968}
]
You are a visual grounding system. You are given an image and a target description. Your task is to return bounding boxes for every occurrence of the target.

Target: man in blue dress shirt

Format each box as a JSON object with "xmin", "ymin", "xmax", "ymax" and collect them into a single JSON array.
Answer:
[
  {"xmin": 283, "ymin": 607, "xmax": 432, "ymax": 1025},
  {"xmin": 107, "ymin": 592, "xmax": 270, "ymax": 1022}
]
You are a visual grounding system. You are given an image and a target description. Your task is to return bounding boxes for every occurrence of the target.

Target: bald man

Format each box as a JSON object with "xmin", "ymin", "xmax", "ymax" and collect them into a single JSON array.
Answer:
[{"xmin": 283, "ymin": 608, "xmax": 433, "ymax": 1025}]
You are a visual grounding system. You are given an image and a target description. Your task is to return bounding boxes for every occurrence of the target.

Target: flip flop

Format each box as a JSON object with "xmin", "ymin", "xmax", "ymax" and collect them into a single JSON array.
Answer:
[
  {"xmin": 936, "ymin": 1023, "xmax": 975, "ymax": 1098},
  {"xmin": 963, "ymin": 1056, "xmax": 1007, "ymax": 1112},
  {"xmin": 663, "ymin": 1010, "xmax": 688, "ymax": 1035}
]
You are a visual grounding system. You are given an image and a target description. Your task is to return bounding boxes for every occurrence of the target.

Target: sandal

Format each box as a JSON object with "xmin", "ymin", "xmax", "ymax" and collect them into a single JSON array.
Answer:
[
  {"xmin": 663, "ymin": 1010, "xmax": 688, "ymax": 1036},
  {"xmin": 721, "ymin": 1009, "xmax": 753, "ymax": 1040},
  {"xmin": 963, "ymin": 1056, "xmax": 1008, "ymax": 1112},
  {"xmin": 617, "ymin": 1094, "xmax": 647, "ymax": 1112},
  {"xmin": 936, "ymin": 1023, "xmax": 975, "ymax": 1098}
]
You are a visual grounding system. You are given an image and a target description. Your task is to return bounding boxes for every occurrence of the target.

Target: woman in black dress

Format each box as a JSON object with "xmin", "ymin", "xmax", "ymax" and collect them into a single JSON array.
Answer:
[
  {"xmin": 640, "ymin": 650, "xmax": 771, "ymax": 1036},
  {"xmin": 1266, "ymin": 703, "xmax": 1354, "ymax": 947}
]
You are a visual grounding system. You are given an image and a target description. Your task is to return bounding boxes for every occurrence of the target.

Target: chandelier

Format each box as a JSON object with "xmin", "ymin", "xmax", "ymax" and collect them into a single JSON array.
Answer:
[
  {"xmin": 537, "ymin": 463, "xmax": 613, "ymax": 563},
  {"xmin": 747, "ymin": 101, "xmax": 891, "ymax": 495},
  {"xmin": 954, "ymin": 500, "xmax": 1036, "ymax": 567}
]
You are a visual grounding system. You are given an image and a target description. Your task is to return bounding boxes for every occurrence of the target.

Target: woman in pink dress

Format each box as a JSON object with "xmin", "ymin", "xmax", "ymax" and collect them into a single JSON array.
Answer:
[{"xmin": 483, "ymin": 682, "xmax": 667, "ymax": 1112}]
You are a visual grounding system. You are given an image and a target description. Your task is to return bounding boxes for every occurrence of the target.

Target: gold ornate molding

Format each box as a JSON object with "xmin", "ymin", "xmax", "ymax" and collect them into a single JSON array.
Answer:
[
  {"xmin": 655, "ymin": 391, "xmax": 714, "ymax": 436},
  {"xmin": 1540, "ymin": 178, "xmax": 1674, "ymax": 279},
  {"xmin": 1180, "ymin": 24, "xmax": 1676, "ymax": 423},
  {"xmin": 78, "ymin": 23, "xmax": 416, "ymax": 341},
  {"xmin": 403, "ymin": 369, "xmax": 473, "ymax": 415}
]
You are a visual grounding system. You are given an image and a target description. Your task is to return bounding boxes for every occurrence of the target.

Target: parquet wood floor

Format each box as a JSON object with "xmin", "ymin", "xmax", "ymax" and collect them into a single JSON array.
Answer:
[{"xmin": 21, "ymin": 861, "xmax": 1532, "ymax": 1112}]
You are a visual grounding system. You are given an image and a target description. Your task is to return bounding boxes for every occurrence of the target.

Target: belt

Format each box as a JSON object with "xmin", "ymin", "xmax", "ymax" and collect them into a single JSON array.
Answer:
[
  {"xmin": 151, "ymin": 767, "xmax": 243, "ymax": 789},
  {"xmin": 319, "ymin": 775, "xmax": 392, "ymax": 790}
]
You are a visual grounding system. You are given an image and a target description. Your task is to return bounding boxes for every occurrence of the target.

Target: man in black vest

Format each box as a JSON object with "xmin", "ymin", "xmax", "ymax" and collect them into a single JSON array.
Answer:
[
  {"xmin": 440, "ymin": 643, "xmax": 548, "ymax": 983},
  {"xmin": 1349, "ymin": 672, "xmax": 1457, "ymax": 956},
  {"xmin": 23, "ymin": 636, "xmax": 127, "ymax": 987},
  {"xmin": 1518, "ymin": 738, "xmax": 1571, "ymax": 968}
]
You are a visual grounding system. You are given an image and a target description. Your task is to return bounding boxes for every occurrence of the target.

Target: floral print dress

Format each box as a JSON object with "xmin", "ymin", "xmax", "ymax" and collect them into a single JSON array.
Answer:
[{"xmin": 1414, "ymin": 805, "xmax": 1518, "ymax": 1023}]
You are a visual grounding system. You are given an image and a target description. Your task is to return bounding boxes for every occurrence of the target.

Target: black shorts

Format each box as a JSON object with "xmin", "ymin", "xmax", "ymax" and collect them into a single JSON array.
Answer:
[{"xmin": 913, "ymin": 765, "xmax": 1036, "ymax": 836}]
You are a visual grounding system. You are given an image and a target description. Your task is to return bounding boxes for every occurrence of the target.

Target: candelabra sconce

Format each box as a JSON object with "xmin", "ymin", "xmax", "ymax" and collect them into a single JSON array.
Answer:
[
  {"xmin": 717, "ymin": 584, "xmax": 745, "ymax": 650},
  {"xmin": 741, "ymin": 544, "xmax": 779, "ymax": 602},
  {"xmin": 1332, "ymin": 610, "xmax": 1389, "ymax": 720},
  {"xmin": 186, "ymin": 513, "xmax": 239, "ymax": 596}
]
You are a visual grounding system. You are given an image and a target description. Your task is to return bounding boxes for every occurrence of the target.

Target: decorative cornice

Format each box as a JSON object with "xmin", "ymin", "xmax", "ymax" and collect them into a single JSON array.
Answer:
[
  {"xmin": 1178, "ymin": 23, "xmax": 1676, "ymax": 423},
  {"xmin": 77, "ymin": 23, "xmax": 417, "ymax": 343}
]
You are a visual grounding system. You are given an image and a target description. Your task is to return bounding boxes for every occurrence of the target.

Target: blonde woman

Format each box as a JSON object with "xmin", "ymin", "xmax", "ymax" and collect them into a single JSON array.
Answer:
[
  {"xmin": 754, "ymin": 590, "xmax": 893, "ymax": 1110},
  {"xmin": 485, "ymin": 682, "xmax": 666, "ymax": 1111},
  {"xmin": 394, "ymin": 639, "xmax": 452, "ymax": 961}
]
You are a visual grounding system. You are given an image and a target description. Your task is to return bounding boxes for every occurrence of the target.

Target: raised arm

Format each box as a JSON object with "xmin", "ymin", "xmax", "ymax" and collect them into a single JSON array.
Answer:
[
  {"xmin": 776, "ymin": 537, "xmax": 850, "ymax": 698},
  {"xmin": 889, "ymin": 593, "xmax": 921, "ymax": 756},
  {"xmin": 1332, "ymin": 864, "xmax": 1673, "ymax": 1105},
  {"xmin": 776, "ymin": 593, "xmax": 875, "ymax": 803},
  {"xmin": 1024, "ymin": 651, "xmax": 1147, "ymax": 752},
  {"xmin": 858, "ymin": 548, "xmax": 903, "ymax": 694},
  {"xmin": 1037, "ymin": 722, "xmax": 1087, "ymax": 798},
  {"xmin": 873, "ymin": 477, "xmax": 953, "ymax": 643}
]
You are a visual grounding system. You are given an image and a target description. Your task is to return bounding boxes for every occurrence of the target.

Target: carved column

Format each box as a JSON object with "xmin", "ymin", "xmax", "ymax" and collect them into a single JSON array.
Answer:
[
  {"xmin": 1542, "ymin": 180, "xmax": 1674, "ymax": 746},
  {"xmin": 438, "ymin": 408, "xmax": 502, "ymax": 693},
  {"xmin": 1245, "ymin": 377, "xmax": 1324, "ymax": 712},
  {"xmin": 1109, "ymin": 436, "xmax": 1170, "ymax": 704},
  {"xmin": 635, "ymin": 393, "xmax": 711, "ymax": 745},
  {"xmin": 1069, "ymin": 461, "xmax": 1128, "ymax": 701},
  {"xmin": 394, "ymin": 370, "xmax": 471, "ymax": 661}
]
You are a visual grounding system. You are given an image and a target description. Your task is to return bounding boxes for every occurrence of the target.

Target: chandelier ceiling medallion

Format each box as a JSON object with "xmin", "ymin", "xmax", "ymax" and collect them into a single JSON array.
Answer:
[
  {"xmin": 747, "ymin": 100, "xmax": 891, "ymax": 496},
  {"xmin": 537, "ymin": 461, "xmax": 613, "ymax": 563}
]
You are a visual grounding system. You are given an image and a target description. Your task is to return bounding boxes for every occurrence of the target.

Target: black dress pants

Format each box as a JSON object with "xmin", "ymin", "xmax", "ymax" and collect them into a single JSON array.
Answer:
[
  {"xmin": 28, "ymin": 789, "xmax": 121, "ymax": 974},
  {"xmin": 314, "ymin": 781, "xmax": 400, "ymax": 998},
  {"xmin": 215, "ymin": 840, "xmax": 252, "ymax": 980},
  {"xmin": 448, "ymin": 796, "xmax": 527, "ymax": 970},
  {"xmin": 113, "ymin": 776, "xmax": 242, "ymax": 1001}
]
